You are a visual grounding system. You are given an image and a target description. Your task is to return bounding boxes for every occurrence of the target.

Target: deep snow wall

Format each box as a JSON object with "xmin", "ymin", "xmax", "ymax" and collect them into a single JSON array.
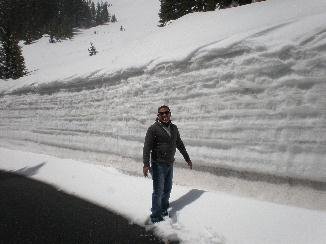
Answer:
[{"xmin": 1, "ymin": 33, "xmax": 326, "ymax": 183}]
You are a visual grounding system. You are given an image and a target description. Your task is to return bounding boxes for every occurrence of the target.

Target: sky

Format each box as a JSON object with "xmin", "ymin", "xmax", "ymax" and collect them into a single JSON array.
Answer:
[{"xmin": 0, "ymin": 0, "xmax": 326, "ymax": 242}]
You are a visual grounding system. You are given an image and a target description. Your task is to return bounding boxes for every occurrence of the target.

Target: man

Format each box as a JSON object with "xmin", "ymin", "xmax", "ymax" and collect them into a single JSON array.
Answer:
[{"xmin": 143, "ymin": 105, "xmax": 192, "ymax": 223}]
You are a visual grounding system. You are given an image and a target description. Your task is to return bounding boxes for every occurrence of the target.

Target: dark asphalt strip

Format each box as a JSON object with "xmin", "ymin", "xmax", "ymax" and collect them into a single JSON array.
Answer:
[{"xmin": 0, "ymin": 170, "xmax": 166, "ymax": 244}]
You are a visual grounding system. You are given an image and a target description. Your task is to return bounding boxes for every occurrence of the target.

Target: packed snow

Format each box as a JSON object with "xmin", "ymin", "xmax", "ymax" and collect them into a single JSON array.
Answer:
[
  {"xmin": 0, "ymin": 0, "xmax": 326, "ymax": 242},
  {"xmin": 1, "ymin": 147, "xmax": 325, "ymax": 244}
]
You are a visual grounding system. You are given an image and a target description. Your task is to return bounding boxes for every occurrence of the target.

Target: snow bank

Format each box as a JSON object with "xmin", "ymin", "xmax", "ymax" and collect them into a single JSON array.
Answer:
[{"xmin": 0, "ymin": 0, "xmax": 326, "ymax": 183}]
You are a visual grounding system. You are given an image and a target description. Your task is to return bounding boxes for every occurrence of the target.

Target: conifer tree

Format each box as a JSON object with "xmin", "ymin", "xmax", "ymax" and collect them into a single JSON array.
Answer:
[
  {"xmin": 194, "ymin": 0, "xmax": 206, "ymax": 12},
  {"xmin": 0, "ymin": 30, "xmax": 26, "ymax": 79},
  {"xmin": 95, "ymin": 3, "xmax": 102, "ymax": 25},
  {"xmin": 90, "ymin": 2, "xmax": 97, "ymax": 25},
  {"xmin": 88, "ymin": 42, "xmax": 97, "ymax": 56},
  {"xmin": 0, "ymin": 42, "xmax": 6, "ymax": 79},
  {"xmin": 0, "ymin": 0, "xmax": 113, "ymax": 79},
  {"xmin": 218, "ymin": 0, "xmax": 252, "ymax": 8},
  {"xmin": 76, "ymin": 0, "xmax": 92, "ymax": 28},
  {"xmin": 238, "ymin": 0, "xmax": 253, "ymax": 5},
  {"xmin": 159, "ymin": 0, "xmax": 235, "ymax": 25},
  {"xmin": 205, "ymin": 0, "xmax": 219, "ymax": 11},
  {"xmin": 101, "ymin": 2, "xmax": 110, "ymax": 23},
  {"xmin": 175, "ymin": 0, "xmax": 191, "ymax": 17},
  {"xmin": 111, "ymin": 14, "xmax": 117, "ymax": 23},
  {"xmin": 159, "ymin": 0, "xmax": 177, "ymax": 26}
]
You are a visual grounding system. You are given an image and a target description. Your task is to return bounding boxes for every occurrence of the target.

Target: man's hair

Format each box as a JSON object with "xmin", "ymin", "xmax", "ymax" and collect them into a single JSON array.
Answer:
[{"xmin": 157, "ymin": 105, "xmax": 170, "ymax": 113}]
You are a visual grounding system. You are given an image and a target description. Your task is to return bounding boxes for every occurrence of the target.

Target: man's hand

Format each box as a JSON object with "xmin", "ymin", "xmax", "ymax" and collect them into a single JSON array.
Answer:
[
  {"xmin": 143, "ymin": 165, "xmax": 151, "ymax": 177},
  {"xmin": 186, "ymin": 160, "xmax": 192, "ymax": 169}
]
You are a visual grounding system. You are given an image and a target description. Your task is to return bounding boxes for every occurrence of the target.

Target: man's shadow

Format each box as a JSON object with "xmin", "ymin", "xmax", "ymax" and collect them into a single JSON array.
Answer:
[{"xmin": 169, "ymin": 189, "xmax": 205, "ymax": 224}]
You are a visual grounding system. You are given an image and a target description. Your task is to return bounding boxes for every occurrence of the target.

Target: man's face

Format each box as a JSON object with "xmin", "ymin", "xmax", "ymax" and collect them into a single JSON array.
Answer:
[{"xmin": 158, "ymin": 107, "xmax": 171, "ymax": 124}]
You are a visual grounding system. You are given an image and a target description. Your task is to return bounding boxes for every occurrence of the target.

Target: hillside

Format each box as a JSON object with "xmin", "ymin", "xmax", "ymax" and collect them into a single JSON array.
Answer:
[{"xmin": 0, "ymin": 0, "xmax": 325, "ymax": 186}]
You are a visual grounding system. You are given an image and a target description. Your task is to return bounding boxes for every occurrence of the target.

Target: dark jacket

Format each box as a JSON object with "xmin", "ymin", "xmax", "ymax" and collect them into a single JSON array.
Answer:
[{"xmin": 143, "ymin": 121, "xmax": 190, "ymax": 165}]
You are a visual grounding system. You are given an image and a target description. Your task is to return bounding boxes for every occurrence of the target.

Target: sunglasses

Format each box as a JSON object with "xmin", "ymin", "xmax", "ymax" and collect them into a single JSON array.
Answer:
[{"xmin": 158, "ymin": 111, "xmax": 170, "ymax": 116}]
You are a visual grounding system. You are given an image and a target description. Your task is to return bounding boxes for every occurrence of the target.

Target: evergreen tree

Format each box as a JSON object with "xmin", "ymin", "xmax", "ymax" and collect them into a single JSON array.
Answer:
[
  {"xmin": 0, "ymin": 0, "xmax": 112, "ymax": 79},
  {"xmin": 0, "ymin": 0, "xmax": 26, "ymax": 79},
  {"xmin": 159, "ymin": 0, "xmax": 220, "ymax": 26},
  {"xmin": 0, "ymin": 42, "xmax": 6, "ymax": 79},
  {"xmin": 158, "ymin": 0, "xmax": 253, "ymax": 25},
  {"xmin": 88, "ymin": 42, "xmax": 97, "ymax": 56},
  {"xmin": 205, "ymin": 0, "xmax": 219, "ymax": 11},
  {"xmin": 90, "ymin": 2, "xmax": 97, "ymax": 25},
  {"xmin": 238, "ymin": 0, "xmax": 253, "ymax": 5},
  {"xmin": 1, "ymin": 0, "xmax": 113, "ymax": 42},
  {"xmin": 194, "ymin": 0, "xmax": 206, "ymax": 12},
  {"xmin": 95, "ymin": 3, "xmax": 102, "ymax": 25},
  {"xmin": 75, "ymin": 0, "xmax": 92, "ymax": 28},
  {"xmin": 111, "ymin": 14, "xmax": 117, "ymax": 23},
  {"xmin": 218, "ymin": 0, "xmax": 252, "ymax": 8},
  {"xmin": 101, "ymin": 2, "xmax": 110, "ymax": 23},
  {"xmin": 0, "ymin": 29, "xmax": 26, "ymax": 79},
  {"xmin": 159, "ymin": 0, "xmax": 177, "ymax": 26},
  {"xmin": 176, "ymin": 0, "xmax": 193, "ymax": 17}
]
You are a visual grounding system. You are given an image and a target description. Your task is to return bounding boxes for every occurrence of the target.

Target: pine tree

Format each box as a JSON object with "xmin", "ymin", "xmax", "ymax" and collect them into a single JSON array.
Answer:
[
  {"xmin": 0, "ymin": 30, "xmax": 26, "ymax": 79},
  {"xmin": 159, "ymin": 0, "xmax": 219, "ymax": 26},
  {"xmin": 218, "ymin": 0, "xmax": 253, "ymax": 8},
  {"xmin": 101, "ymin": 2, "xmax": 110, "ymax": 23},
  {"xmin": 1, "ymin": 0, "xmax": 113, "ymax": 44},
  {"xmin": 175, "ymin": 0, "xmax": 191, "ymax": 17},
  {"xmin": 75, "ymin": 0, "xmax": 92, "ymax": 28},
  {"xmin": 0, "ymin": 42, "xmax": 6, "ymax": 79},
  {"xmin": 95, "ymin": 3, "xmax": 102, "ymax": 25},
  {"xmin": 0, "ymin": 0, "xmax": 114, "ymax": 79},
  {"xmin": 0, "ymin": 0, "xmax": 26, "ymax": 79},
  {"xmin": 194, "ymin": 0, "xmax": 206, "ymax": 12},
  {"xmin": 90, "ymin": 2, "xmax": 96, "ymax": 25},
  {"xmin": 111, "ymin": 14, "xmax": 117, "ymax": 23},
  {"xmin": 159, "ymin": 0, "xmax": 177, "ymax": 26},
  {"xmin": 88, "ymin": 42, "xmax": 97, "ymax": 56},
  {"xmin": 205, "ymin": 0, "xmax": 219, "ymax": 11},
  {"xmin": 238, "ymin": 0, "xmax": 252, "ymax": 5}
]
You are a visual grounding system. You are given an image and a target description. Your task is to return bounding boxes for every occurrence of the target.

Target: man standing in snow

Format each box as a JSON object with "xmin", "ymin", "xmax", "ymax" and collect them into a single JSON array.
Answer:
[{"xmin": 143, "ymin": 105, "xmax": 192, "ymax": 223}]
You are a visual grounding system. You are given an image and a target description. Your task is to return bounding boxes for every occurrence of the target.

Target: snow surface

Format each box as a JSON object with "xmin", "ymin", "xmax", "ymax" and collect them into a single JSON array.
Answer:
[
  {"xmin": 0, "ymin": 0, "xmax": 325, "ymax": 182},
  {"xmin": 1, "ymin": 147, "xmax": 325, "ymax": 244},
  {"xmin": 0, "ymin": 0, "xmax": 326, "ymax": 242}
]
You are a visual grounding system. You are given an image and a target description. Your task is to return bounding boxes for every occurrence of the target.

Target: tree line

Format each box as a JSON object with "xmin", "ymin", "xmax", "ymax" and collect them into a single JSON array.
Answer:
[
  {"xmin": 0, "ymin": 0, "xmax": 113, "ymax": 80},
  {"xmin": 159, "ymin": 0, "xmax": 265, "ymax": 26}
]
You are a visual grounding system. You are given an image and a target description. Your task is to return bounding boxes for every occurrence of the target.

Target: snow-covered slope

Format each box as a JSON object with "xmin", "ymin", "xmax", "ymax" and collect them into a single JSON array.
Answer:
[{"xmin": 0, "ymin": 0, "xmax": 326, "ymax": 184}]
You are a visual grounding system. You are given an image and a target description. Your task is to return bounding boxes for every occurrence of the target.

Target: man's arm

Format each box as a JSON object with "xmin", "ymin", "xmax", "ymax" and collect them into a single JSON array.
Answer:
[
  {"xmin": 143, "ymin": 126, "xmax": 154, "ymax": 176},
  {"xmin": 176, "ymin": 127, "xmax": 192, "ymax": 169}
]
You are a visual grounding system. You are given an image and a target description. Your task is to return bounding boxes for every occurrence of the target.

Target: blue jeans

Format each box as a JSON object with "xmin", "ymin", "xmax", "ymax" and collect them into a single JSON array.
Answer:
[{"xmin": 150, "ymin": 162, "xmax": 173, "ymax": 220}]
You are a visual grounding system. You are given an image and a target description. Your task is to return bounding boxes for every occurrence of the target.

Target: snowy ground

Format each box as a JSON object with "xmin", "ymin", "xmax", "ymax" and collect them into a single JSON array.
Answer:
[
  {"xmin": 0, "ymin": 0, "xmax": 326, "ymax": 242},
  {"xmin": 1, "ymin": 147, "xmax": 325, "ymax": 244},
  {"xmin": 1, "ymin": 0, "xmax": 326, "ymax": 183}
]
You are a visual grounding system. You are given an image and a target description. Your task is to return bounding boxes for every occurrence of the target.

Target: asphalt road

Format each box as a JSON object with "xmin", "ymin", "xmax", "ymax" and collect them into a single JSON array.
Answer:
[{"xmin": 0, "ymin": 170, "xmax": 165, "ymax": 244}]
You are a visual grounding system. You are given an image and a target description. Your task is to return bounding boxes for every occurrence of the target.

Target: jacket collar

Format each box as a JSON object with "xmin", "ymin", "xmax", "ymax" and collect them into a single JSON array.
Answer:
[{"xmin": 156, "ymin": 121, "xmax": 174, "ymax": 138}]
